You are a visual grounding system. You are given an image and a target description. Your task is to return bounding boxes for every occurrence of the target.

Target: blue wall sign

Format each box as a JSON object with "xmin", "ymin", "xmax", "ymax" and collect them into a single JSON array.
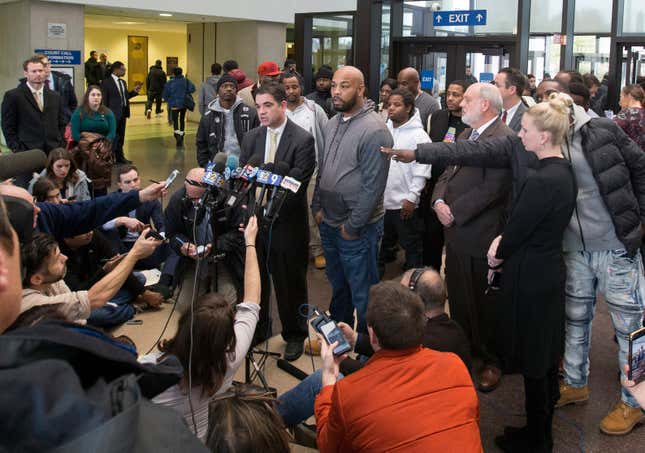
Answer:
[
  {"xmin": 420, "ymin": 70, "xmax": 434, "ymax": 90},
  {"xmin": 479, "ymin": 72, "xmax": 494, "ymax": 83},
  {"xmin": 34, "ymin": 49, "xmax": 81, "ymax": 65},
  {"xmin": 433, "ymin": 10, "xmax": 487, "ymax": 26}
]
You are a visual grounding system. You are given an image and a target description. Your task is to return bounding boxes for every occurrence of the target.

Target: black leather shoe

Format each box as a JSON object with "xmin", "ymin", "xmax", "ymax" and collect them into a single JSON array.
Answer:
[{"xmin": 284, "ymin": 341, "xmax": 304, "ymax": 362}]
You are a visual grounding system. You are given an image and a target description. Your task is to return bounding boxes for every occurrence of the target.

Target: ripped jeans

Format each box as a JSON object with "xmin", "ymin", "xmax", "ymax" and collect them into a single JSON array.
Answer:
[{"xmin": 562, "ymin": 249, "xmax": 645, "ymax": 408}]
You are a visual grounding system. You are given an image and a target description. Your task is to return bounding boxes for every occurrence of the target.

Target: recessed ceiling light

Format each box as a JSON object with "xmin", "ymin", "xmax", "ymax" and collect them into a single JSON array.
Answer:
[
  {"xmin": 113, "ymin": 21, "xmax": 144, "ymax": 25},
  {"xmin": 159, "ymin": 13, "xmax": 173, "ymax": 17}
]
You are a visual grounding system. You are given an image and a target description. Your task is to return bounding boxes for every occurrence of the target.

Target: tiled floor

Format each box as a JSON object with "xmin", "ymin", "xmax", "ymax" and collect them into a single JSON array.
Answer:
[{"xmin": 115, "ymin": 103, "xmax": 645, "ymax": 452}]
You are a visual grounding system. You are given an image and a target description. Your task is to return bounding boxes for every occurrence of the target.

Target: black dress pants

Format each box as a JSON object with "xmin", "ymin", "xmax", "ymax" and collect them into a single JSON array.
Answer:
[
  {"xmin": 444, "ymin": 245, "xmax": 499, "ymax": 366},
  {"xmin": 256, "ymin": 225, "xmax": 309, "ymax": 343},
  {"xmin": 113, "ymin": 115, "xmax": 127, "ymax": 161}
]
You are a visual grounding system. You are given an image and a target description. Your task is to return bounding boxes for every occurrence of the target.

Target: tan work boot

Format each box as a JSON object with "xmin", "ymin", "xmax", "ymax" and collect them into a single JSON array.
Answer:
[
  {"xmin": 304, "ymin": 338, "xmax": 321, "ymax": 356},
  {"xmin": 314, "ymin": 255, "xmax": 326, "ymax": 270},
  {"xmin": 599, "ymin": 401, "xmax": 645, "ymax": 435},
  {"xmin": 555, "ymin": 383, "xmax": 589, "ymax": 408}
]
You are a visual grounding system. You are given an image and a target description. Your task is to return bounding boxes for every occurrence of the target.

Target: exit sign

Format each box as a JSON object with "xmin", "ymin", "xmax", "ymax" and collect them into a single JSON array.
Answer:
[{"xmin": 433, "ymin": 10, "xmax": 487, "ymax": 26}]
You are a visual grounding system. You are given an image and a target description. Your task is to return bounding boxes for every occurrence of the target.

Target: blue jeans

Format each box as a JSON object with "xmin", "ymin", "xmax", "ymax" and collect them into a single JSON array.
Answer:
[
  {"xmin": 319, "ymin": 220, "xmax": 383, "ymax": 333},
  {"xmin": 563, "ymin": 249, "xmax": 645, "ymax": 408},
  {"xmin": 276, "ymin": 370, "xmax": 344, "ymax": 427}
]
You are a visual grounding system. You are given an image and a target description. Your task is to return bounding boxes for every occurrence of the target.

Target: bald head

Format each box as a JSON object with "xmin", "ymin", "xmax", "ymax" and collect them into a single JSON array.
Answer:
[
  {"xmin": 400, "ymin": 267, "xmax": 446, "ymax": 312},
  {"xmin": 184, "ymin": 167, "xmax": 206, "ymax": 201},
  {"xmin": 397, "ymin": 67, "xmax": 421, "ymax": 96},
  {"xmin": 0, "ymin": 184, "xmax": 40, "ymax": 228},
  {"xmin": 331, "ymin": 66, "xmax": 365, "ymax": 115}
]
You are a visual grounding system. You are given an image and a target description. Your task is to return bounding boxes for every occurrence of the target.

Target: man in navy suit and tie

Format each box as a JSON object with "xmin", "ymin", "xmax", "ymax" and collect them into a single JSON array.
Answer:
[
  {"xmin": 239, "ymin": 82, "xmax": 316, "ymax": 360},
  {"xmin": 1, "ymin": 56, "xmax": 65, "ymax": 186},
  {"xmin": 101, "ymin": 61, "xmax": 141, "ymax": 164}
]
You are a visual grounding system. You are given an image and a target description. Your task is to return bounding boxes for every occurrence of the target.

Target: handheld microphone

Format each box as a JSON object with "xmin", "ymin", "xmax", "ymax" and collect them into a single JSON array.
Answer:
[
  {"xmin": 254, "ymin": 162, "xmax": 275, "ymax": 209},
  {"xmin": 0, "ymin": 149, "xmax": 47, "ymax": 181},
  {"xmin": 225, "ymin": 154, "xmax": 239, "ymax": 181},
  {"xmin": 263, "ymin": 162, "xmax": 291, "ymax": 219}
]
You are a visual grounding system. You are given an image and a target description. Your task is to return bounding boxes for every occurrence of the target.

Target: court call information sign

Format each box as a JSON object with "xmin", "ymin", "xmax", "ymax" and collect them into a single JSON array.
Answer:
[{"xmin": 433, "ymin": 10, "xmax": 487, "ymax": 26}]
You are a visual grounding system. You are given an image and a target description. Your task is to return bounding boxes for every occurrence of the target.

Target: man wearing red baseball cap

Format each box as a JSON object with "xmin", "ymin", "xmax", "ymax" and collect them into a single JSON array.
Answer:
[{"xmin": 239, "ymin": 61, "xmax": 282, "ymax": 107}]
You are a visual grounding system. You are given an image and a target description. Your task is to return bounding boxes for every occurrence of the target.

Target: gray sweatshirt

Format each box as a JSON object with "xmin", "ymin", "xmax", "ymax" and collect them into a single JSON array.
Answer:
[
  {"xmin": 312, "ymin": 104, "xmax": 393, "ymax": 236},
  {"xmin": 198, "ymin": 75, "xmax": 220, "ymax": 115},
  {"xmin": 562, "ymin": 104, "xmax": 623, "ymax": 252},
  {"xmin": 208, "ymin": 96, "xmax": 243, "ymax": 157}
]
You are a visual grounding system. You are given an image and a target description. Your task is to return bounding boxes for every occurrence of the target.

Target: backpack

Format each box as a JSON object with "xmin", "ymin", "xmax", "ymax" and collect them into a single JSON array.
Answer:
[
  {"xmin": 0, "ymin": 321, "xmax": 208, "ymax": 453},
  {"xmin": 72, "ymin": 131, "xmax": 113, "ymax": 191}
]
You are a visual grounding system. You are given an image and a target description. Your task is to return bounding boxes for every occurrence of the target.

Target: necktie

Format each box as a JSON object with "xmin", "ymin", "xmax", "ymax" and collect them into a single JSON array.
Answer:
[
  {"xmin": 34, "ymin": 91, "xmax": 43, "ymax": 111},
  {"xmin": 469, "ymin": 129, "xmax": 480, "ymax": 142},
  {"xmin": 44, "ymin": 79, "xmax": 50, "ymax": 89},
  {"xmin": 267, "ymin": 130, "xmax": 278, "ymax": 163},
  {"xmin": 118, "ymin": 79, "xmax": 127, "ymax": 106},
  {"xmin": 501, "ymin": 110, "xmax": 508, "ymax": 123}
]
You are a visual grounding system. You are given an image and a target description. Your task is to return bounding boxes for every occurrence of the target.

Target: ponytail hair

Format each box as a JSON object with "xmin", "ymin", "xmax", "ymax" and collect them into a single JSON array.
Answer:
[{"xmin": 526, "ymin": 92, "xmax": 573, "ymax": 146}]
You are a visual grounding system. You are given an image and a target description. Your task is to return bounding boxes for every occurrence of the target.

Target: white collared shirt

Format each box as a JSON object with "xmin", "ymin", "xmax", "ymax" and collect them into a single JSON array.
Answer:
[
  {"xmin": 503, "ymin": 100, "xmax": 522, "ymax": 126},
  {"xmin": 112, "ymin": 73, "xmax": 125, "ymax": 101},
  {"xmin": 264, "ymin": 118, "xmax": 287, "ymax": 162},
  {"xmin": 473, "ymin": 115, "xmax": 498, "ymax": 138},
  {"xmin": 26, "ymin": 82, "xmax": 44, "ymax": 108}
]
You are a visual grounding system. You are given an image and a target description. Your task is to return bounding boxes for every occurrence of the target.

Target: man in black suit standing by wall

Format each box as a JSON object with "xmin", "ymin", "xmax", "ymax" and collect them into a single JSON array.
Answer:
[
  {"xmin": 101, "ymin": 61, "xmax": 140, "ymax": 164},
  {"xmin": 2, "ymin": 56, "xmax": 65, "ymax": 186},
  {"xmin": 240, "ymin": 83, "xmax": 315, "ymax": 361}
]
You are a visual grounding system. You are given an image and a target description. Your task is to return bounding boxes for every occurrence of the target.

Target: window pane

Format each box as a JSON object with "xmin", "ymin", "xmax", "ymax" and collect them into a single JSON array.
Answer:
[
  {"xmin": 402, "ymin": 0, "xmax": 517, "ymax": 37},
  {"xmin": 530, "ymin": 0, "xmax": 562, "ymax": 33},
  {"xmin": 574, "ymin": 0, "xmax": 612, "ymax": 33},
  {"xmin": 380, "ymin": 2, "xmax": 392, "ymax": 82},
  {"xmin": 311, "ymin": 15, "xmax": 354, "ymax": 70},
  {"xmin": 573, "ymin": 36, "xmax": 610, "ymax": 77},
  {"xmin": 623, "ymin": 0, "xmax": 645, "ymax": 34},
  {"xmin": 527, "ymin": 36, "xmax": 561, "ymax": 83}
]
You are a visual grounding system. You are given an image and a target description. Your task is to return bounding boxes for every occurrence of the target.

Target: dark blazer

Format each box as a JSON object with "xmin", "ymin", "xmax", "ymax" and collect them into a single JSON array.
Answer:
[
  {"xmin": 100, "ymin": 76, "xmax": 138, "ymax": 121},
  {"xmin": 239, "ymin": 119, "xmax": 316, "ymax": 249},
  {"xmin": 507, "ymin": 101, "xmax": 528, "ymax": 133},
  {"xmin": 1, "ymin": 82, "xmax": 65, "ymax": 153},
  {"xmin": 432, "ymin": 117, "xmax": 514, "ymax": 256},
  {"xmin": 51, "ymin": 71, "xmax": 78, "ymax": 123}
]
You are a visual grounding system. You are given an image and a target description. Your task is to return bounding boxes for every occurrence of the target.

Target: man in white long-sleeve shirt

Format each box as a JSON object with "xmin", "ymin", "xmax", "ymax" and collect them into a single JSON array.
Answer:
[{"xmin": 380, "ymin": 88, "xmax": 431, "ymax": 273}]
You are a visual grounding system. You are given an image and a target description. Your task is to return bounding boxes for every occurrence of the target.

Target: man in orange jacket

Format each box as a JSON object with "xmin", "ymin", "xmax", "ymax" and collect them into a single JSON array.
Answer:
[{"xmin": 314, "ymin": 281, "xmax": 483, "ymax": 453}]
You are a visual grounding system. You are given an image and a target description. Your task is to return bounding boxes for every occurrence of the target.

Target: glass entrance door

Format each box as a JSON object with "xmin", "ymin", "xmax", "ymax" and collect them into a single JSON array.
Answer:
[{"xmin": 393, "ymin": 40, "xmax": 514, "ymax": 99}]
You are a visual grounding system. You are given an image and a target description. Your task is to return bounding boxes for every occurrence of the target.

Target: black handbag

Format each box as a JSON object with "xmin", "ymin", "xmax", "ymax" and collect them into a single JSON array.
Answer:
[{"xmin": 184, "ymin": 78, "xmax": 195, "ymax": 111}]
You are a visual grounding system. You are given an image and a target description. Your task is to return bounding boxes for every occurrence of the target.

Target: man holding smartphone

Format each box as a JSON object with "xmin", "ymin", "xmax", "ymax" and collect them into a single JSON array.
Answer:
[
  {"xmin": 314, "ymin": 282, "xmax": 481, "ymax": 452},
  {"xmin": 100, "ymin": 165, "xmax": 167, "ymax": 272}
]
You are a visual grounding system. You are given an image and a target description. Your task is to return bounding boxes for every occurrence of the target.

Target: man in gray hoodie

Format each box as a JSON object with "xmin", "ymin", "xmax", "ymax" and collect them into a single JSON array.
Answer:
[
  {"xmin": 198, "ymin": 63, "xmax": 222, "ymax": 115},
  {"xmin": 311, "ymin": 66, "xmax": 393, "ymax": 334},
  {"xmin": 280, "ymin": 70, "xmax": 328, "ymax": 269}
]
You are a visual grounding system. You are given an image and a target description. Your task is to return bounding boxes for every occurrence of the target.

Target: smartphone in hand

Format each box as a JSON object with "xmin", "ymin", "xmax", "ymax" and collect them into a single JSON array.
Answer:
[
  {"xmin": 629, "ymin": 327, "xmax": 645, "ymax": 383},
  {"xmin": 311, "ymin": 311, "xmax": 352, "ymax": 356}
]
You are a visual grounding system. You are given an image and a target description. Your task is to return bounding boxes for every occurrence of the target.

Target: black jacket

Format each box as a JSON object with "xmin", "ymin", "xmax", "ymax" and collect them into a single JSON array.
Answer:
[
  {"xmin": 60, "ymin": 229, "xmax": 145, "ymax": 297},
  {"xmin": 19, "ymin": 72, "xmax": 77, "ymax": 123},
  {"xmin": 239, "ymin": 119, "xmax": 316, "ymax": 251},
  {"xmin": 416, "ymin": 118, "xmax": 645, "ymax": 254},
  {"xmin": 146, "ymin": 65, "xmax": 167, "ymax": 94},
  {"xmin": 84, "ymin": 58, "xmax": 102, "ymax": 86},
  {"xmin": 100, "ymin": 76, "xmax": 138, "ymax": 121},
  {"xmin": 195, "ymin": 102, "xmax": 259, "ymax": 167},
  {"xmin": 1, "ymin": 82, "xmax": 65, "ymax": 152}
]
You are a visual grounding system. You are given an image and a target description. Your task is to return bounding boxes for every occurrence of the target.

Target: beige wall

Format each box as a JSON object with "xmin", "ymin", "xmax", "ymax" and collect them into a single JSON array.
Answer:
[
  {"xmin": 84, "ymin": 26, "xmax": 187, "ymax": 83},
  {"xmin": 1, "ymin": 0, "xmax": 84, "ymax": 146},
  {"xmin": 216, "ymin": 21, "xmax": 286, "ymax": 81}
]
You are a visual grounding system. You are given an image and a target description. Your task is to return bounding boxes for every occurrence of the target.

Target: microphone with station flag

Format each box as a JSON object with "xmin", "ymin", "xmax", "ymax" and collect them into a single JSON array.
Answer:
[
  {"xmin": 0, "ymin": 149, "xmax": 47, "ymax": 181},
  {"xmin": 264, "ymin": 167, "xmax": 302, "ymax": 222},
  {"xmin": 254, "ymin": 162, "xmax": 275, "ymax": 211},
  {"xmin": 198, "ymin": 156, "xmax": 228, "ymax": 222},
  {"xmin": 226, "ymin": 156, "xmax": 261, "ymax": 208},
  {"xmin": 224, "ymin": 154, "xmax": 239, "ymax": 183}
]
